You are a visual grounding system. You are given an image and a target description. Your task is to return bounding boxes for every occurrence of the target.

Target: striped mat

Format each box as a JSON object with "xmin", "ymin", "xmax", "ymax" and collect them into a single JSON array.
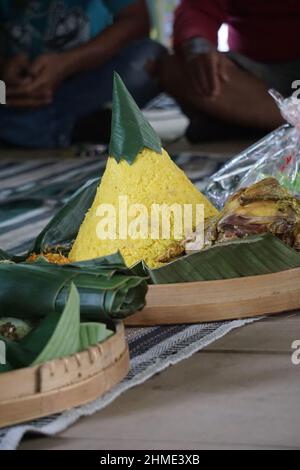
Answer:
[{"xmin": 0, "ymin": 151, "xmax": 255, "ymax": 450}]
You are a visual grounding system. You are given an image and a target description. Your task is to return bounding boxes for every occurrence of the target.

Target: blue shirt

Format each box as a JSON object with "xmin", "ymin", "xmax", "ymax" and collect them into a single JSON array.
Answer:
[{"xmin": 0, "ymin": 0, "xmax": 135, "ymax": 58}]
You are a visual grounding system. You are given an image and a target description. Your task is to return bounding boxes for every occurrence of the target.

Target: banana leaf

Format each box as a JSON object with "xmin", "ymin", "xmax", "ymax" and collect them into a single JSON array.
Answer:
[
  {"xmin": 109, "ymin": 73, "xmax": 162, "ymax": 164},
  {"xmin": 33, "ymin": 177, "xmax": 99, "ymax": 254},
  {"xmin": 147, "ymin": 234, "xmax": 300, "ymax": 284},
  {"xmin": 0, "ymin": 249, "xmax": 12, "ymax": 261},
  {"xmin": 0, "ymin": 284, "xmax": 113, "ymax": 373},
  {"xmin": 0, "ymin": 260, "xmax": 148, "ymax": 323},
  {"xmin": 79, "ymin": 323, "xmax": 112, "ymax": 351}
]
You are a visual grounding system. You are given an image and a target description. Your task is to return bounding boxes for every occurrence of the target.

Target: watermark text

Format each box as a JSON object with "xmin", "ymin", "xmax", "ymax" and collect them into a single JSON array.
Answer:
[
  {"xmin": 0, "ymin": 80, "xmax": 6, "ymax": 104},
  {"xmin": 95, "ymin": 197, "xmax": 204, "ymax": 246},
  {"xmin": 291, "ymin": 340, "xmax": 300, "ymax": 365},
  {"xmin": 0, "ymin": 340, "xmax": 6, "ymax": 365}
]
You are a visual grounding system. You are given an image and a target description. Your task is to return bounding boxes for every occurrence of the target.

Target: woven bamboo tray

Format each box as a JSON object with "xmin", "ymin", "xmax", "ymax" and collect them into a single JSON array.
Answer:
[
  {"xmin": 125, "ymin": 268, "xmax": 300, "ymax": 326},
  {"xmin": 0, "ymin": 322, "xmax": 129, "ymax": 428}
]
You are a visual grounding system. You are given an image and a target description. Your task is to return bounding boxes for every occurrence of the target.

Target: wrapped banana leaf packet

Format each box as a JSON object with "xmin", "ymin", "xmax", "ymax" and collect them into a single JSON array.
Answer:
[{"xmin": 1, "ymin": 77, "xmax": 300, "ymax": 374}]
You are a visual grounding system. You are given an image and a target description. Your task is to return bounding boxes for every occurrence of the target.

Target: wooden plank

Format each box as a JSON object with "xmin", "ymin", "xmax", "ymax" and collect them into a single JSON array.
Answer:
[
  {"xmin": 206, "ymin": 314, "xmax": 300, "ymax": 353},
  {"xmin": 20, "ymin": 437, "xmax": 296, "ymax": 450}
]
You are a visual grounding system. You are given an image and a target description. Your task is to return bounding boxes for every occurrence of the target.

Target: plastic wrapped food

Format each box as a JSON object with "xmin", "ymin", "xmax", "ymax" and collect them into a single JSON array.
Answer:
[{"xmin": 206, "ymin": 90, "xmax": 300, "ymax": 209}]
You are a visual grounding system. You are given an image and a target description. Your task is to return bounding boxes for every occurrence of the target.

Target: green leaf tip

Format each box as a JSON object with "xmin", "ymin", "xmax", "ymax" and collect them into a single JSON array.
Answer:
[{"xmin": 109, "ymin": 72, "xmax": 162, "ymax": 164}]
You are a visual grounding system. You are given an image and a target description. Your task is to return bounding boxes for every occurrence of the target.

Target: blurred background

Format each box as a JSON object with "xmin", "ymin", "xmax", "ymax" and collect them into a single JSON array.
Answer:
[
  {"xmin": 0, "ymin": 0, "xmax": 290, "ymax": 155},
  {"xmin": 148, "ymin": 0, "xmax": 228, "ymax": 51}
]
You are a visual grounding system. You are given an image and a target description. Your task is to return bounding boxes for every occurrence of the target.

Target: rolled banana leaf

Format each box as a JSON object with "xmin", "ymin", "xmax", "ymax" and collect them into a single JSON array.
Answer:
[
  {"xmin": 0, "ymin": 255, "xmax": 148, "ymax": 323},
  {"xmin": 147, "ymin": 234, "xmax": 300, "ymax": 284},
  {"xmin": 0, "ymin": 284, "xmax": 114, "ymax": 373}
]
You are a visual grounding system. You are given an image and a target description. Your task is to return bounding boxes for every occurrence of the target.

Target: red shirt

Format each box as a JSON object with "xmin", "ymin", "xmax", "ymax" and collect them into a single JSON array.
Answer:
[{"xmin": 174, "ymin": 0, "xmax": 300, "ymax": 63}]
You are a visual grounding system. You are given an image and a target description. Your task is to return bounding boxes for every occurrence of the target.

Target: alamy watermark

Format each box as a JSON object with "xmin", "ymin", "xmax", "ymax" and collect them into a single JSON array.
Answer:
[
  {"xmin": 0, "ymin": 80, "xmax": 6, "ymax": 104},
  {"xmin": 291, "ymin": 340, "xmax": 300, "ymax": 366},
  {"xmin": 0, "ymin": 340, "xmax": 6, "ymax": 365},
  {"xmin": 95, "ymin": 197, "xmax": 205, "ymax": 245},
  {"xmin": 292, "ymin": 80, "xmax": 300, "ymax": 100}
]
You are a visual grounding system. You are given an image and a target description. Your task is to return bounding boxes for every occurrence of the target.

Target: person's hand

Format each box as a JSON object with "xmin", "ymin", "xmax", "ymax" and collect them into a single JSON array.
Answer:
[
  {"xmin": 1, "ymin": 54, "xmax": 30, "ymax": 86},
  {"xmin": 186, "ymin": 50, "xmax": 229, "ymax": 99},
  {"xmin": 27, "ymin": 53, "xmax": 69, "ymax": 96},
  {"xmin": 7, "ymin": 53, "xmax": 70, "ymax": 107}
]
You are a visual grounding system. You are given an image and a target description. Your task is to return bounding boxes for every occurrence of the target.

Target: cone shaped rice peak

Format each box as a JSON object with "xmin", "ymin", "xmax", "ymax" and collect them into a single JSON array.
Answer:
[{"xmin": 69, "ymin": 148, "xmax": 218, "ymax": 268}]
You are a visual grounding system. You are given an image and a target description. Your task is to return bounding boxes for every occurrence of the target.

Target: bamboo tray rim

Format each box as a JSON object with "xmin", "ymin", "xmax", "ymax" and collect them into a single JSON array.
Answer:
[
  {"xmin": 125, "ymin": 267, "xmax": 300, "ymax": 326},
  {"xmin": 0, "ymin": 321, "xmax": 123, "ymax": 379},
  {"xmin": 0, "ymin": 322, "xmax": 129, "ymax": 428}
]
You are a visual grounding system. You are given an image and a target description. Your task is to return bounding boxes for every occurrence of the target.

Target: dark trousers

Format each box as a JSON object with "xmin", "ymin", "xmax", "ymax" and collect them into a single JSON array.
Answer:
[{"xmin": 0, "ymin": 38, "xmax": 166, "ymax": 148}]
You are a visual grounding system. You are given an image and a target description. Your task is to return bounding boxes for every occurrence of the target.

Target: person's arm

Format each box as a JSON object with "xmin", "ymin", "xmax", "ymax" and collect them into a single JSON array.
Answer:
[
  {"xmin": 7, "ymin": 0, "xmax": 150, "ymax": 106},
  {"xmin": 0, "ymin": 55, "xmax": 30, "ymax": 84},
  {"xmin": 62, "ymin": 0, "xmax": 150, "ymax": 76},
  {"xmin": 174, "ymin": 0, "xmax": 229, "ymax": 98}
]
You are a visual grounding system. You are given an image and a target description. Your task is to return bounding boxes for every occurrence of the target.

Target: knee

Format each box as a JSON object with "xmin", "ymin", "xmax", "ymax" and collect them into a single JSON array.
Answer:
[
  {"xmin": 123, "ymin": 38, "xmax": 168, "ymax": 70},
  {"xmin": 160, "ymin": 53, "xmax": 184, "ymax": 95},
  {"xmin": 137, "ymin": 38, "xmax": 167, "ymax": 58}
]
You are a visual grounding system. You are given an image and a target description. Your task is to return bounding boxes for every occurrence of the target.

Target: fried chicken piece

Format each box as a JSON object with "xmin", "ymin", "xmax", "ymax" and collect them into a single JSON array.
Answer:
[{"xmin": 186, "ymin": 178, "xmax": 300, "ymax": 252}]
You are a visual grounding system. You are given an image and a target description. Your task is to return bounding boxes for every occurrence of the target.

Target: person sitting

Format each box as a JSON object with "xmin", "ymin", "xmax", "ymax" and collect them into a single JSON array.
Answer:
[
  {"xmin": 160, "ymin": 0, "xmax": 300, "ymax": 143},
  {"xmin": 0, "ymin": 0, "xmax": 166, "ymax": 148}
]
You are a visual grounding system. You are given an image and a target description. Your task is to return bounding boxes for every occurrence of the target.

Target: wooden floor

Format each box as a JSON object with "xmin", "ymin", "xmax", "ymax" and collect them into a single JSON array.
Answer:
[{"xmin": 20, "ymin": 313, "xmax": 300, "ymax": 450}]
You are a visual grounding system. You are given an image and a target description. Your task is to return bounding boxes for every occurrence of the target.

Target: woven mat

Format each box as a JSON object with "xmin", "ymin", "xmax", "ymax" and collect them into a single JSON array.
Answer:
[{"xmin": 0, "ymin": 151, "xmax": 258, "ymax": 450}]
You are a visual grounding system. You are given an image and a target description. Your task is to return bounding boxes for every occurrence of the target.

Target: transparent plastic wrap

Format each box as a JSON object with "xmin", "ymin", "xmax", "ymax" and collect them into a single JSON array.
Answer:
[{"xmin": 206, "ymin": 90, "xmax": 300, "ymax": 209}]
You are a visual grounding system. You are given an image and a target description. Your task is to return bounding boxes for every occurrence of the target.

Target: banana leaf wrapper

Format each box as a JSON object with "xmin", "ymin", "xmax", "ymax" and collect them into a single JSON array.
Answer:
[
  {"xmin": 0, "ymin": 284, "xmax": 113, "ymax": 373},
  {"xmin": 0, "ymin": 259, "xmax": 148, "ymax": 323},
  {"xmin": 147, "ymin": 234, "xmax": 300, "ymax": 284}
]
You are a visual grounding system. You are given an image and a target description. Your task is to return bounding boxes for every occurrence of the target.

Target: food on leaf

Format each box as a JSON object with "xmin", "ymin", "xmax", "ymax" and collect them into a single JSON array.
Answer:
[
  {"xmin": 185, "ymin": 178, "xmax": 300, "ymax": 252},
  {"xmin": 0, "ymin": 284, "xmax": 114, "ymax": 373},
  {"xmin": 69, "ymin": 73, "xmax": 218, "ymax": 268},
  {"xmin": 148, "ymin": 234, "xmax": 300, "ymax": 284},
  {"xmin": 0, "ymin": 318, "xmax": 32, "ymax": 341},
  {"xmin": 27, "ymin": 252, "xmax": 70, "ymax": 265}
]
